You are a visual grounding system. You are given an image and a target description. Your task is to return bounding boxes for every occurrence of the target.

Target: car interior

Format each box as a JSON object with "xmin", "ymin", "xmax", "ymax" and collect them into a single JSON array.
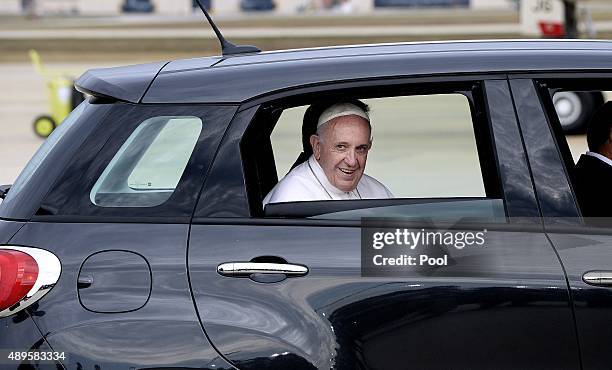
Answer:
[
  {"xmin": 539, "ymin": 78, "xmax": 612, "ymax": 221},
  {"xmin": 240, "ymin": 83, "xmax": 506, "ymax": 221}
]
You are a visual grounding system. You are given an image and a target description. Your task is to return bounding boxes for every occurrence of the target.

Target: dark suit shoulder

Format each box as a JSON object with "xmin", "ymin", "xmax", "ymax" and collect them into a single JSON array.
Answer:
[
  {"xmin": 573, "ymin": 154, "xmax": 612, "ymax": 217},
  {"xmin": 576, "ymin": 154, "xmax": 612, "ymax": 172},
  {"xmin": 575, "ymin": 154, "xmax": 612, "ymax": 182}
]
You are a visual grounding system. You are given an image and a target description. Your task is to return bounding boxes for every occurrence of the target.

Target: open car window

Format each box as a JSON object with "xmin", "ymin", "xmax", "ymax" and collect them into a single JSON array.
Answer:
[
  {"xmin": 271, "ymin": 95, "xmax": 486, "ymax": 198},
  {"xmin": 242, "ymin": 87, "xmax": 505, "ymax": 222},
  {"xmin": 533, "ymin": 78, "xmax": 612, "ymax": 225}
]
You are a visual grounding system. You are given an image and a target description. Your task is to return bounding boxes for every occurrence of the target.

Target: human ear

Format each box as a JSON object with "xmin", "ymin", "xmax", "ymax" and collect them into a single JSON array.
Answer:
[
  {"xmin": 605, "ymin": 131, "xmax": 612, "ymax": 156},
  {"xmin": 310, "ymin": 134, "xmax": 321, "ymax": 160}
]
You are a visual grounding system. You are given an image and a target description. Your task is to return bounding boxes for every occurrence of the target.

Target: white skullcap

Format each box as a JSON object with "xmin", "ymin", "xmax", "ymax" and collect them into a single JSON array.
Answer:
[{"xmin": 317, "ymin": 102, "xmax": 370, "ymax": 129}]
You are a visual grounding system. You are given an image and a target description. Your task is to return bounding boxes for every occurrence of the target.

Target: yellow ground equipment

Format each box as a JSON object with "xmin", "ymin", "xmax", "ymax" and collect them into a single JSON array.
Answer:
[{"xmin": 29, "ymin": 50, "xmax": 85, "ymax": 138}]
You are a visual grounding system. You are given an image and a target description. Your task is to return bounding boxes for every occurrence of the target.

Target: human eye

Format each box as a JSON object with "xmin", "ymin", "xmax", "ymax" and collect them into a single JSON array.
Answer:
[
  {"xmin": 335, "ymin": 144, "xmax": 347, "ymax": 151},
  {"xmin": 356, "ymin": 145, "xmax": 369, "ymax": 154}
]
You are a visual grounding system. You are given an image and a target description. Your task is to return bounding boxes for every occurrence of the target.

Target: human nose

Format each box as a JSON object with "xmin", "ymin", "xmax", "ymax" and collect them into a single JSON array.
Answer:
[{"xmin": 344, "ymin": 150, "xmax": 357, "ymax": 167}]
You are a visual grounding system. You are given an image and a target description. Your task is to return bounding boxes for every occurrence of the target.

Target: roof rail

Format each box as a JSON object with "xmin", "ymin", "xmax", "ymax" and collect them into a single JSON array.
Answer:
[{"xmin": 194, "ymin": 0, "xmax": 261, "ymax": 57}]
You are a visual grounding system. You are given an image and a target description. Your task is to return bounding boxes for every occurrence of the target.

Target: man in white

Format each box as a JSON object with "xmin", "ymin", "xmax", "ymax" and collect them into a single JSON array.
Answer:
[{"xmin": 263, "ymin": 101, "xmax": 393, "ymax": 205}]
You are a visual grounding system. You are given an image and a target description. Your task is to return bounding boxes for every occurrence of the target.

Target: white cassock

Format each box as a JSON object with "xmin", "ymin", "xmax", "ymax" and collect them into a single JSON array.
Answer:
[{"xmin": 263, "ymin": 155, "xmax": 393, "ymax": 206}]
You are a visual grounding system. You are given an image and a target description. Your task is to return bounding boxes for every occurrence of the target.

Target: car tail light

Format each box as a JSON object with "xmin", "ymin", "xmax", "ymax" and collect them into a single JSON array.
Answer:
[
  {"xmin": 0, "ymin": 246, "xmax": 61, "ymax": 318},
  {"xmin": 0, "ymin": 250, "xmax": 39, "ymax": 311}
]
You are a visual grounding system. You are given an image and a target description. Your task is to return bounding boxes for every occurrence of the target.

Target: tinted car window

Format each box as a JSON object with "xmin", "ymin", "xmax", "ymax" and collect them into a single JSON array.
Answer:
[
  {"xmin": 90, "ymin": 116, "xmax": 202, "ymax": 207},
  {"xmin": 310, "ymin": 199, "xmax": 505, "ymax": 221},
  {"xmin": 35, "ymin": 104, "xmax": 237, "ymax": 222}
]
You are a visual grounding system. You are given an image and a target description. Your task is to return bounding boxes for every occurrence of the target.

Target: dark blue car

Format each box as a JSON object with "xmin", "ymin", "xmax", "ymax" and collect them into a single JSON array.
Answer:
[{"xmin": 1, "ymin": 39, "xmax": 612, "ymax": 369}]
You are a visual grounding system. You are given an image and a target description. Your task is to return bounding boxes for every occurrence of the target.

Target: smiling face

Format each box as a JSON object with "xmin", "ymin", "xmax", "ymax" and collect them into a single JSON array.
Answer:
[{"xmin": 310, "ymin": 115, "xmax": 372, "ymax": 192}]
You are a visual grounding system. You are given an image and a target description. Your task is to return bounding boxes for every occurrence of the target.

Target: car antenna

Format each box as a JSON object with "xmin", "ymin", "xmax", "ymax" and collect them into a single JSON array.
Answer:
[{"xmin": 194, "ymin": 0, "xmax": 261, "ymax": 56}]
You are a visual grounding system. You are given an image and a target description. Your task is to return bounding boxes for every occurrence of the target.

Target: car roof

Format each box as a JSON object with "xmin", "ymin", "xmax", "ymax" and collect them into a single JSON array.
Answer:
[{"xmin": 75, "ymin": 39, "xmax": 612, "ymax": 104}]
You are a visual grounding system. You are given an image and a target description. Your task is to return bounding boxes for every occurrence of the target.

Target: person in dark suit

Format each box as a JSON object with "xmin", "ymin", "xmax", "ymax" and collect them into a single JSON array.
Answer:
[{"xmin": 574, "ymin": 101, "xmax": 612, "ymax": 218}]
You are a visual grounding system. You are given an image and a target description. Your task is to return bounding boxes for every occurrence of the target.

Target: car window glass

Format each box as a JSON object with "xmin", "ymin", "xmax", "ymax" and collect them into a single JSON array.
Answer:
[
  {"xmin": 90, "ymin": 116, "xmax": 202, "ymax": 207},
  {"xmin": 309, "ymin": 199, "xmax": 505, "ymax": 221}
]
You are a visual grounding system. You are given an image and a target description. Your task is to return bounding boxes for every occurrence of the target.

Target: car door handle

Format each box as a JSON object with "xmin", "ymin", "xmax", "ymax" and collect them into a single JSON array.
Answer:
[
  {"xmin": 217, "ymin": 262, "xmax": 308, "ymax": 277},
  {"xmin": 583, "ymin": 271, "xmax": 612, "ymax": 287}
]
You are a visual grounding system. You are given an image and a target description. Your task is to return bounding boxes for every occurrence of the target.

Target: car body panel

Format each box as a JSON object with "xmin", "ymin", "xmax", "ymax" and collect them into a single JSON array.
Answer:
[
  {"xmin": 188, "ymin": 223, "xmax": 579, "ymax": 369},
  {"xmin": 160, "ymin": 55, "xmax": 224, "ymax": 73},
  {"xmin": 75, "ymin": 61, "xmax": 169, "ymax": 103},
  {"xmin": 508, "ymin": 78, "xmax": 581, "ymax": 220},
  {"xmin": 547, "ymin": 231, "xmax": 612, "ymax": 370},
  {"xmin": 0, "ymin": 219, "xmax": 25, "ymax": 243},
  {"xmin": 145, "ymin": 49, "xmax": 612, "ymax": 103},
  {"xmin": 8, "ymin": 222, "xmax": 234, "ymax": 369},
  {"xmin": 483, "ymin": 79, "xmax": 541, "ymax": 219},
  {"xmin": 0, "ymin": 310, "xmax": 62, "ymax": 369},
  {"xmin": 210, "ymin": 40, "xmax": 612, "ymax": 68}
]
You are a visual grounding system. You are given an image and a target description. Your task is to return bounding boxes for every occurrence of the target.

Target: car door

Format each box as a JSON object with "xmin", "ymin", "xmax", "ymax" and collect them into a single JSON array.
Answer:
[
  {"xmin": 187, "ymin": 78, "xmax": 580, "ymax": 370},
  {"xmin": 510, "ymin": 76, "xmax": 612, "ymax": 370},
  {"xmin": 2, "ymin": 101, "xmax": 237, "ymax": 369}
]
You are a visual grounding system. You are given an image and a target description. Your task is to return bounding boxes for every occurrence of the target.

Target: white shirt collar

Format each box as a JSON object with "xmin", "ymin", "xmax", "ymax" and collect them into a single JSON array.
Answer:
[
  {"xmin": 586, "ymin": 151, "xmax": 612, "ymax": 168},
  {"xmin": 307, "ymin": 155, "xmax": 360, "ymax": 199}
]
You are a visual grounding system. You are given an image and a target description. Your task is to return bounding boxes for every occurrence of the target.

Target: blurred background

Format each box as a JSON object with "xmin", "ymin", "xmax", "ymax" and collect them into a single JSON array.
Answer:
[{"xmin": 1, "ymin": 0, "xmax": 612, "ymax": 185}]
